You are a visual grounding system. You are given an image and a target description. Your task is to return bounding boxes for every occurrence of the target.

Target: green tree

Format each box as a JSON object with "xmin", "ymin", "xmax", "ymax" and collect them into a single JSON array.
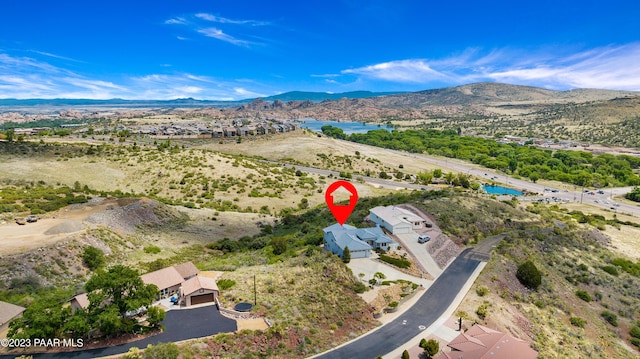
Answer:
[
  {"xmin": 342, "ymin": 246, "xmax": 351, "ymax": 263},
  {"xmin": 271, "ymin": 237, "xmax": 288, "ymax": 255},
  {"xmin": 516, "ymin": 260, "xmax": 542, "ymax": 290},
  {"xmin": 423, "ymin": 338, "xmax": 440, "ymax": 357},
  {"xmin": 82, "ymin": 246, "xmax": 105, "ymax": 271},
  {"xmin": 8, "ymin": 290, "xmax": 72, "ymax": 339},
  {"xmin": 433, "ymin": 168, "xmax": 443, "ymax": 178},
  {"xmin": 529, "ymin": 172, "xmax": 540, "ymax": 183},
  {"xmin": 401, "ymin": 349, "xmax": 410, "ymax": 359},
  {"xmin": 85, "ymin": 265, "xmax": 158, "ymax": 334},
  {"xmin": 146, "ymin": 306, "xmax": 166, "ymax": 328}
]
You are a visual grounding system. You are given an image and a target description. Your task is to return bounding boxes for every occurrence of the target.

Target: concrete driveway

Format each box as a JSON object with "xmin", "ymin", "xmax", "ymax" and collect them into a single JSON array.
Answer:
[
  {"xmin": 347, "ymin": 255, "xmax": 432, "ymax": 287},
  {"xmin": 394, "ymin": 232, "xmax": 443, "ymax": 278}
]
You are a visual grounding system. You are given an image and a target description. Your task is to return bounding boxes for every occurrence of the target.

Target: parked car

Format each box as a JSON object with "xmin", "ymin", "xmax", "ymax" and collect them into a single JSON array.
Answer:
[
  {"xmin": 597, "ymin": 190, "xmax": 605, "ymax": 194},
  {"xmin": 418, "ymin": 235, "xmax": 431, "ymax": 243}
]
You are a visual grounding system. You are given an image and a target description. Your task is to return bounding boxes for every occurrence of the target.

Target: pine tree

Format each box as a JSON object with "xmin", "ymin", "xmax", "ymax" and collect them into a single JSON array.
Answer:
[{"xmin": 342, "ymin": 246, "xmax": 351, "ymax": 263}]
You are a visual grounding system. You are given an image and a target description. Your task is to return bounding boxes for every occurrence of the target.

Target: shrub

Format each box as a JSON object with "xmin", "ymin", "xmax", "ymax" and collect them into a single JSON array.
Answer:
[
  {"xmin": 270, "ymin": 237, "xmax": 288, "ymax": 255},
  {"xmin": 601, "ymin": 266, "xmax": 619, "ymax": 276},
  {"xmin": 601, "ymin": 310, "xmax": 618, "ymax": 326},
  {"xmin": 142, "ymin": 342, "xmax": 179, "ymax": 359},
  {"xmin": 570, "ymin": 317, "xmax": 586, "ymax": 328},
  {"xmin": 631, "ymin": 337, "xmax": 640, "ymax": 348},
  {"xmin": 516, "ymin": 260, "xmax": 542, "ymax": 290},
  {"xmin": 217, "ymin": 279, "xmax": 236, "ymax": 290},
  {"xmin": 611, "ymin": 258, "xmax": 640, "ymax": 276},
  {"xmin": 401, "ymin": 350, "xmax": 410, "ymax": 359},
  {"xmin": 146, "ymin": 306, "xmax": 166, "ymax": 328},
  {"xmin": 476, "ymin": 302, "xmax": 488, "ymax": 319},
  {"xmin": 389, "ymin": 301, "xmax": 398, "ymax": 308},
  {"xmin": 82, "ymin": 246, "xmax": 105, "ymax": 271},
  {"xmin": 378, "ymin": 254, "xmax": 411, "ymax": 269},
  {"xmin": 352, "ymin": 282, "xmax": 367, "ymax": 293},
  {"xmin": 422, "ymin": 338, "xmax": 439, "ymax": 357},
  {"xmin": 144, "ymin": 245, "xmax": 161, "ymax": 254},
  {"xmin": 630, "ymin": 325, "xmax": 640, "ymax": 339},
  {"xmin": 575, "ymin": 290, "xmax": 592, "ymax": 302},
  {"xmin": 476, "ymin": 285, "xmax": 489, "ymax": 297}
]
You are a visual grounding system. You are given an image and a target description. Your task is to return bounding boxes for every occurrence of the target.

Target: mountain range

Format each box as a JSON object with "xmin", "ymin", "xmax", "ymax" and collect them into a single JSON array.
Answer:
[{"xmin": 1, "ymin": 83, "xmax": 637, "ymax": 110}]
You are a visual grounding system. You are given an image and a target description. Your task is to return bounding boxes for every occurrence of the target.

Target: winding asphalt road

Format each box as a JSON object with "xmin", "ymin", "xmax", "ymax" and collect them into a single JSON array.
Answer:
[
  {"xmin": 315, "ymin": 246, "xmax": 486, "ymax": 359},
  {"xmin": 1, "ymin": 305, "xmax": 236, "ymax": 359}
]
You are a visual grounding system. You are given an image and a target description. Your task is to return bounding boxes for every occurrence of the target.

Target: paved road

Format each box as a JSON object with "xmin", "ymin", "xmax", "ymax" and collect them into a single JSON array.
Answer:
[
  {"xmin": 312, "ymin": 140, "xmax": 640, "ymax": 217},
  {"xmin": 315, "ymin": 247, "xmax": 483, "ymax": 359},
  {"xmin": 1, "ymin": 305, "xmax": 236, "ymax": 359}
]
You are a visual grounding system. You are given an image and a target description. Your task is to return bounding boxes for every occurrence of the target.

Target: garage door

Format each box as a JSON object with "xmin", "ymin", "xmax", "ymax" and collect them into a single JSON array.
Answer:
[{"xmin": 191, "ymin": 293, "xmax": 214, "ymax": 305}]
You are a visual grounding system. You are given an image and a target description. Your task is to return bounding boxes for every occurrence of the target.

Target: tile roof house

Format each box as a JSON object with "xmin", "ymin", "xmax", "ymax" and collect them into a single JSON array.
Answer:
[
  {"xmin": 369, "ymin": 206, "xmax": 426, "ymax": 234},
  {"xmin": 173, "ymin": 262, "xmax": 199, "ymax": 280},
  {"xmin": 70, "ymin": 293, "xmax": 90, "ymax": 312},
  {"xmin": 180, "ymin": 276, "xmax": 220, "ymax": 306},
  {"xmin": 0, "ymin": 301, "xmax": 25, "ymax": 336},
  {"xmin": 141, "ymin": 266, "xmax": 185, "ymax": 299},
  {"xmin": 323, "ymin": 223, "xmax": 398, "ymax": 259},
  {"xmin": 434, "ymin": 324, "xmax": 538, "ymax": 359}
]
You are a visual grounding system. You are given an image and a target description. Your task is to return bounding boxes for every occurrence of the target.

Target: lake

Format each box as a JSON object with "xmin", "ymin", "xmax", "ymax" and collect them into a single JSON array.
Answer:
[
  {"xmin": 483, "ymin": 184, "xmax": 524, "ymax": 196},
  {"xmin": 299, "ymin": 119, "xmax": 389, "ymax": 134}
]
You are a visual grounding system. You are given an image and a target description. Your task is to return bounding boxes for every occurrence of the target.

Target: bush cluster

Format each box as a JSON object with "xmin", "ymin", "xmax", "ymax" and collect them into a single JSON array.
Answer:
[{"xmin": 378, "ymin": 254, "xmax": 411, "ymax": 269}]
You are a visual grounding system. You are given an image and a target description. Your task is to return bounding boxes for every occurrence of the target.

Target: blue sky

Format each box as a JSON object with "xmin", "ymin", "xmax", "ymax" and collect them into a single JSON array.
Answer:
[{"xmin": 1, "ymin": 0, "xmax": 639, "ymax": 100}]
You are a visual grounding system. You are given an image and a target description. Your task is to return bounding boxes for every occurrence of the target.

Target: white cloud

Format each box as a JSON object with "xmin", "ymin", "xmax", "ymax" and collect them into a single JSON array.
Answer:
[
  {"xmin": 197, "ymin": 27, "xmax": 250, "ymax": 47},
  {"xmin": 0, "ymin": 53, "xmax": 271, "ymax": 100},
  {"xmin": 165, "ymin": 17, "xmax": 186, "ymax": 25},
  {"xmin": 195, "ymin": 13, "xmax": 269, "ymax": 26},
  {"xmin": 342, "ymin": 43, "xmax": 640, "ymax": 91},
  {"xmin": 343, "ymin": 59, "xmax": 453, "ymax": 83},
  {"xmin": 233, "ymin": 87, "xmax": 266, "ymax": 98}
]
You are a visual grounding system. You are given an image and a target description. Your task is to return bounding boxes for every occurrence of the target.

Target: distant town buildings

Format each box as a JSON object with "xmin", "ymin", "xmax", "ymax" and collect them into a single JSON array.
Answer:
[{"xmin": 128, "ymin": 119, "xmax": 298, "ymax": 138}]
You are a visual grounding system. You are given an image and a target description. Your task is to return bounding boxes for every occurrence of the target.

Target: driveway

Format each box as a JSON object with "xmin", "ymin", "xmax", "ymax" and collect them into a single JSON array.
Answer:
[
  {"xmin": 4, "ymin": 305, "xmax": 236, "ymax": 359},
  {"xmin": 394, "ymin": 232, "xmax": 443, "ymax": 277},
  {"xmin": 314, "ymin": 247, "xmax": 483, "ymax": 359}
]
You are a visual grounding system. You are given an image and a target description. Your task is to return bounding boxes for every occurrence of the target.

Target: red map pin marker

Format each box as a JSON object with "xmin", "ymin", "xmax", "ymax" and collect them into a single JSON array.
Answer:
[{"xmin": 325, "ymin": 180, "xmax": 358, "ymax": 226}]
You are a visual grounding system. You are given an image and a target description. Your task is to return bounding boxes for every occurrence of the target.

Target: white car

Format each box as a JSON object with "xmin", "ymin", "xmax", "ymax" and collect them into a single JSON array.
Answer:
[{"xmin": 418, "ymin": 235, "xmax": 431, "ymax": 243}]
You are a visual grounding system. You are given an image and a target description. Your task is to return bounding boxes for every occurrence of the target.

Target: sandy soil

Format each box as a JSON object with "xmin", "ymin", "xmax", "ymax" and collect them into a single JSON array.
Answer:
[
  {"xmin": 0, "ymin": 199, "xmax": 116, "ymax": 255},
  {"xmin": 236, "ymin": 318, "xmax": 269, "ymax": 331},
  {"xmin": 560, "ymin": 202, "xmax": 640, "ymax": 260}
]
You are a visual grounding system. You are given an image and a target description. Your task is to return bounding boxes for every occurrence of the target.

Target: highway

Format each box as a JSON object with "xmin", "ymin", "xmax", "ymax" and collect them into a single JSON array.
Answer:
[{"xmin": 280, "ymin": 141, "xmax": 640, "ymax": 218}]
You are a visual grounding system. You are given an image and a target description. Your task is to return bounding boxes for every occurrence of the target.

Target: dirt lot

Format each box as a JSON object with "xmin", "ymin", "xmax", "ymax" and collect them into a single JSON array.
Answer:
[{"xmin": 0, "ymin": 198, "xmax": 115, "ymax": 255}]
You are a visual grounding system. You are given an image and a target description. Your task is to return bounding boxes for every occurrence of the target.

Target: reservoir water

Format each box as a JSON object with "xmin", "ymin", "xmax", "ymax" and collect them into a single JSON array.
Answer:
[
  {"xmin": 299, "ymin": 119, "xmax": 388, "ymax": 134},
  {"xmin": 482, "ymin": 184, "xmax": 524, "ymax": 196}
]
